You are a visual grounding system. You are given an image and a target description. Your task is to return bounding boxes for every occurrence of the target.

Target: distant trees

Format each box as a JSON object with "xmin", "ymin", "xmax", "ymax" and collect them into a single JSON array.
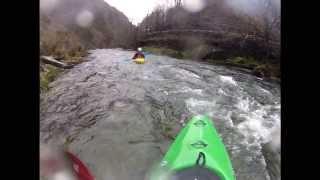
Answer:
[
  {"xmin": 140, "ymin": 0, "xmax": 279, "ymax": 37},
  {"xmin": 139, "ymin": 6, "xmax": 167, "ymax": 32},
  {"xmin": 236, "ymin": 0, "xmax": 280, "ymax": 58},
  {"xmin": 41, "ymin": 0, "xmax": 136, "ymax": 53},
  {"xmin": 174, "ymin": 0, "xmax": 182, "ymax": 7},
  {"xmin": 138, "ymin": 0, "xmax": 280, "ymax": 59}
]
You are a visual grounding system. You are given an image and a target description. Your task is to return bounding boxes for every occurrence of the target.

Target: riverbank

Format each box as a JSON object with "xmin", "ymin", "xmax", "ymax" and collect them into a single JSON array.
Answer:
[
  {"xmin": 41, "ymin": 49, "xmax": 280, "ymax": 180},
  {"xmin": 40, "ymin": 53, "xmax": 86, "ymax": 93},
  {"xmin": 143, "ymin": 47, "xmax": 280, "ymax": 82}
]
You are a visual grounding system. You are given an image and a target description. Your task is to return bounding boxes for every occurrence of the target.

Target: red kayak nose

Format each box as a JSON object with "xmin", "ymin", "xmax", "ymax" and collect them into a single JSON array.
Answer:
[{"xmin": 66, "ymin": 152, "xmax": 95, "ymax": 180}]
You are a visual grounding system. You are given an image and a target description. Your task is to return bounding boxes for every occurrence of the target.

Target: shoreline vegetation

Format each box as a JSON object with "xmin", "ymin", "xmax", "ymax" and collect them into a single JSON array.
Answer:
[
  {"xmin": 39, "ymin": 32, "xmax": 87, "ymax": 93},
  {"xmin": 40, "ymin": 0, "xmax": 280, "ymax": 94},
  {"xmin": 40, "ymin": 45, "xmax": 280, "ymax": 94},
  {"xmin": 142, "ymin": 46, "xmax": 280, "ymax": 83},
  {"xmin": 40, "ymin": 0, "xmax": 135, "ymax": 93},
  {"xmin": 137, "ymin": 0, "xmax": 280, "ymax": 83}
]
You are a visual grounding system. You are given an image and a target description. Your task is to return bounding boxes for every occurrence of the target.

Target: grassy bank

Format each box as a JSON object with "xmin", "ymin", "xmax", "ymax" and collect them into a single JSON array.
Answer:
[
  {"xmin": 40, "ymin": 53, "xmax": 86, "ymax": 93},
  {"xmin": 211, "ymin": 57, "xmax": 280, "ymax": 79},
  {"xmin": 40, "ymin": 64, "xmax": 62, "ymax": 92},
  {"xmin": 40, "ymin": 54, "xmax": 86, "ymax": 93},
  {"xmin": 40, "ymin": 30, "xmax": 88, "ymax": 93},
  {"xmin": 143, "ymin": 47, "xmax": 280, "ymax": 80}
]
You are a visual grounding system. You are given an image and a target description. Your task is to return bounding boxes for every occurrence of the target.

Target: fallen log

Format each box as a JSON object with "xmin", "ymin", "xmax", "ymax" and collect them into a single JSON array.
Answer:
[{"xmin": 40, "ymin": 56, "xmax": 74, "ymax": 69}]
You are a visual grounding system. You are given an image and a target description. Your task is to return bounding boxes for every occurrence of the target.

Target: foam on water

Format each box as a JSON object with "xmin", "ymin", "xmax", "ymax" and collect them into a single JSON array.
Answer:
[
  {"xmin": 236, "ymin": 96, "xmax": 280, "ymax": 146},
  {"xmin": 237, "ymin": 109, "xmax": 270, "ymax": 142},
  {"xmin": 186, "ymin": 98, "xmax": 235, "ymax": 129},
  {"xmin": 219, "ymin": 76, "xmax": 237, "ymax": 86},
  {"xmin": 218, "ymin": 88, "xmax": 227, "ymax": 96},
  {"xmin": 42, "ymin": 49, "xmax": 280, "ymax": 180},
  {"xmin": 267, "ymin": 114, "xmax": 281, "ymax": 151},
  {"xmin": 236, "ymin": 97, "xmax": 252, "ymax": 112},
  {"xmin": 186, "ymin": 98, "xmax": 215, "ymax": 108},
  {"xmin": 225, "ymin": 111, "xmax": 235, "ymax": 128},
  {"xmin": 171, "ymin": 87, "xmax": 203, "ymax": 95},
  {"xmin": 185, "ymin": 98, "xmax": 216, "ymax": 114}
]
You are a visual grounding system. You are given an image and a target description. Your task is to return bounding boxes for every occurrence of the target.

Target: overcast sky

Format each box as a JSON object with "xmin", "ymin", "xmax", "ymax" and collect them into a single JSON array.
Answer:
[
  {"xmin": 104, "ymin": 0, "xmax": 174, "ymax": 25},
  {"xmin": 104, "ymin": 0, "xmax": 280, "ymax": 25}
]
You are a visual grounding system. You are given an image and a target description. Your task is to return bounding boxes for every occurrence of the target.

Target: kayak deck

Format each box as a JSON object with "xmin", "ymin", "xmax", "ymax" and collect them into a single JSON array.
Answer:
[
  {"xmin": 133, "ymin": 58, "xmax": 145, "ymax": 64},
  {"xmin": 149, "ymin": 115, "xmax": 235, "ymax": 180}
]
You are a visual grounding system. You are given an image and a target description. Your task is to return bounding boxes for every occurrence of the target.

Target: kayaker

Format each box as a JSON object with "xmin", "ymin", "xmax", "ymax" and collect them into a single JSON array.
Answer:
[{"xmin": 132, "ymin": 47, "xmax": 145, "ymax": 59}]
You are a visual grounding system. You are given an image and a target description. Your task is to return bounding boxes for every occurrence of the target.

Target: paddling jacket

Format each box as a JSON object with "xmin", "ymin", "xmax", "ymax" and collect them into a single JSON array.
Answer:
[{"xmin": 132, "ymin": 52, "xmax": 145, "ymax": 59}]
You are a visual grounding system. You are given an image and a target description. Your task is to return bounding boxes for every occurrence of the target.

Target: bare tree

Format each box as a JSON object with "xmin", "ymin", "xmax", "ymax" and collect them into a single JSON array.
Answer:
[
  {"xmin": 138, "ymin": 0, "xmax": 280, "ymax": 58},
  {"xmin": 175, "ymin": 0, "xmax": 182, "ymax": 7}
]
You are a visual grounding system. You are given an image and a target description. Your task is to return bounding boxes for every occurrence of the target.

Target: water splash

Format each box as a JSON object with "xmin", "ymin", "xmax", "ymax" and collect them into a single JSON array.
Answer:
[
  {"xmin": 267, "ymin": 116, "xmax": 281, "ymax": 151},
  {"xmin": 219, "ymin": 75, "xmax": 237, "ymax": 86},
  {"xmin": 41, "ymin": 49, "xmax": 280, "ymax": 180},
  {"xmin": 237, "ymin": 109, "xmax": 269, "ymax": 141},
  {"xmin": 218, "ymin": 88, "xmax": 227, "ymax": 96},
  {"xmin": 186, "ymin": 98, "xmax": 216, "ymax": 113},
  {"xmin": 171, "ymin": 87, "xmax": 203, "ymax": 95},
  {"xmin": 236, "ymin": 98, "xmax": 280, "ymax": 145},
  {"xmin": 236, "ymin": 97, "xmax": 253, "ymax": 112}
]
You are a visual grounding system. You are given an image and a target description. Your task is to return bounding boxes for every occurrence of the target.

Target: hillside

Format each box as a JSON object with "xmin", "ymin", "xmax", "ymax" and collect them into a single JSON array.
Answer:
[
  {"xmin": 40, "ymin": 0, "xmax": 135, "ymax": 58},
  {"xmin": 40, "ymin": 0, "xmax": 136, "ymax": 92}
]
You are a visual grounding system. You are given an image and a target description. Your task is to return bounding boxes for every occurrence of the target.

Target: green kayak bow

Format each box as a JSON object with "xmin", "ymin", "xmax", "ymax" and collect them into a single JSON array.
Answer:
[{"xmin": 149, "ymin": 115, "xmax": 235, "ymax": 180}]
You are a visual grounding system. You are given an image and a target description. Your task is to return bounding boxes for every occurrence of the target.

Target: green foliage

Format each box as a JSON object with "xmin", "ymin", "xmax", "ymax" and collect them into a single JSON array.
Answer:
[
  {"xmin": 40, "ymin": 65, "xmax": 62, "ymax": 92},
  {"xmin": 40, "ymin": 30, "xmax": 86, "ymax": 64},
  {"xmin": 40, "ymin": 29, "xmax": 85, "ymax": 94},
  {"xmin": 228, "ymin": 56, "xmax": 259, "ymax": 69},
  {"xmin": 231, "ymin": 57, "xmax": 246, "ymax": 64},
  {"xmin": 143, "ymin": 46, "xmax": 280, "ymax": 79}
]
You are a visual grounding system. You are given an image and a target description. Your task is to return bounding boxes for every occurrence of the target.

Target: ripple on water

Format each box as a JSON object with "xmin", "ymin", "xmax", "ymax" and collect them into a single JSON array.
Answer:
[
  {"xmin": 108, "ymin": 99, "xmax": 135, "ymax": 110},
  {"xmin": 41, "ymin": 49, "xmax": 280, "ymax": 180}
]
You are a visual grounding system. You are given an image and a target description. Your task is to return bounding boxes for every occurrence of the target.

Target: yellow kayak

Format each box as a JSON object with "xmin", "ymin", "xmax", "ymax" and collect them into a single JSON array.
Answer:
[{"xmin": 134, "ymin": 58, "xmax": 145, "ymax": 64}]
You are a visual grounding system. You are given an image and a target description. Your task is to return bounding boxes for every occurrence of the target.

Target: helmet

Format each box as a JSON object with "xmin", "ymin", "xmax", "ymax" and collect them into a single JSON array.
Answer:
[{"xmin": 138, "ymin": 47, "xmax": 142, "ymax": 51}]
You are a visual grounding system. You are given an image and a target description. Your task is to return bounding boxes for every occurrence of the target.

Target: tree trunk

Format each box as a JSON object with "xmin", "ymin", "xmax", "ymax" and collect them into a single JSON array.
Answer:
[{"xmin": 40, "ymin": 56, "xmax": 74, "ymax": 69}]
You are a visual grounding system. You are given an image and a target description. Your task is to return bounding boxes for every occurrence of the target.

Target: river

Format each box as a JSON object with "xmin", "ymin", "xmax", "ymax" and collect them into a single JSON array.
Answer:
[{"xmin": 40, "ymin": 49, "xmax": 280, "ymax": 180}]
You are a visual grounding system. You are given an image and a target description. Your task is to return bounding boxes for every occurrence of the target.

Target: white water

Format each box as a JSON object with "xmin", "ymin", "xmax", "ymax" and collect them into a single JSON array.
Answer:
[
  {"xmin": 41, "ymin": 49, "xmax": 280, "ymax": 180},
  {"xmin": 220, "ymin": 75, "xmax": 238, "ymax": 86}
]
